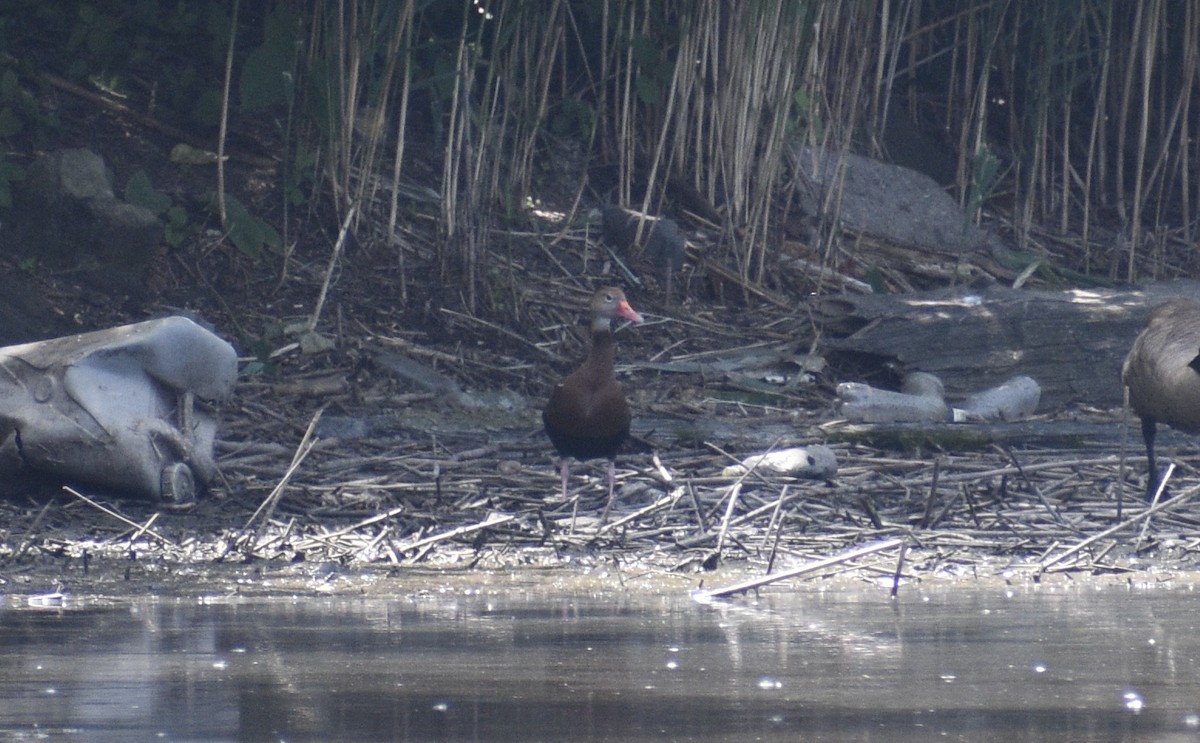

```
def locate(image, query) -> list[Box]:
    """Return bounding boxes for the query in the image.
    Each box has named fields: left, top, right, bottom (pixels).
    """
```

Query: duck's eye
left=604, top=292, right=615, bottom=302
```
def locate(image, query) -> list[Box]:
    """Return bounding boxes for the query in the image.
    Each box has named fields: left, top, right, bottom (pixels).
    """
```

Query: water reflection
left=0, top=583, right=1198, bottom=741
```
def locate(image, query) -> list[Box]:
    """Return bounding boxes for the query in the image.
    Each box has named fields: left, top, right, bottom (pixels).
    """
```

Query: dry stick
left=598, top=490, right=680, bottom=536
left=1040, top=469, right=1191, bottom=572
left=1002, top=446, right=1068, bottom=526
left=297, top=519, right=393, bottom=561
left=440, top=307, right=561, bottom=359
left=859, top=494, right=883, bottom=529
left=926, top=490, right=959, bottom=531
left=696, top=439, right=787, bottom=548
left=61, top=486, right=172, bottom=545
left=361, top=525, right=394, bottom=559
left=686, top=479, right=707, bottom=534
left=1148, top=462, right=1172, bottom=510
left=567, top=493, right=581, bottom=534
left=1119, top=385, right=1133, bottom=522
left=242, top=408, right=324, bottom=534
left=714, top=482, right=742, bottom=555
left=891, top=456, right=1122, bottom=486
left=29, top=68, right=272, bottom=168
left=308, top=205, right=357, bottom=333
left=349, top=2, right=408, bottom=217
left=704, top=438, right=786, bottom=489
left=919, top=456, right=943, bottom=529
left=130, top=513, right=161, bottom=545
left=295, top=506, right=407, bottom=548
left=764, top=485, right=790, bottom=573
left=10, top=496, right=57, bottom=561
left=697, top=537, right=906, bottom=600
left=890, top=538, right=910, bottom=599
left=392, top=512, right=515, bottom=556
left=251, top=517, right=296, bottom=556
left=1091, top=541, right=1118, bottom=567
left=650, top=452, right=673, bottom=486
left=216, top=0, right=238, bottom=229
left=732, top=489, right=794, bottom=530
left=1138, top=463, right=1175, bottom=544
left=388, top=5, right=415, bottom=302
left=534, top=236, right=585, bottom=284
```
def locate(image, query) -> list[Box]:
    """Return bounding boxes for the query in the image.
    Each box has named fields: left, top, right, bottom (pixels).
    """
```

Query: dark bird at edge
left=1122, top=298, right=1200, bottom=499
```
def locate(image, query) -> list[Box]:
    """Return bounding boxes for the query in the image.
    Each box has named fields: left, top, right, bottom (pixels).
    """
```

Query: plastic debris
left=722, top=445, right=838, bottom=479
left=27, top=591, right=65, bottom=608
left=0, top=316, right=236, bottom=502
left=838, top=372, right=951, bottom=423
left=838, top=371, right=1041, bottom=424
left=954, top=375, right=1041, bottom=422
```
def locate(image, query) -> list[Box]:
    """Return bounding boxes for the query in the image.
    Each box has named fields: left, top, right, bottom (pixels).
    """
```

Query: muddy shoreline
left=4, top=387, right=1199, bottom=602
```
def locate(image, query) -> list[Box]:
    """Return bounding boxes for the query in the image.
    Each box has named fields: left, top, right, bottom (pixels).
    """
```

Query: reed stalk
left=291, top=0, right=1200, bottom=299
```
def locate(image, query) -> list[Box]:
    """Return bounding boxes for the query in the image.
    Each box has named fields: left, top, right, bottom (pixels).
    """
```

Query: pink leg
left=599, top=459, right=617, bottom=524
left=559, top=460, right=571, bottom=501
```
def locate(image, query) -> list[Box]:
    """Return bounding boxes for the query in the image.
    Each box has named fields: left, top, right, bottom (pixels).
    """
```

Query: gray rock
left=790, top=144, right=996, bottom=258
left=6, top=148, right=162, bottom=269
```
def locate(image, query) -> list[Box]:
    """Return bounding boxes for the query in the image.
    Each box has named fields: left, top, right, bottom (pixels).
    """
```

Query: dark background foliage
left=1, top=0, right=1198, bottom=310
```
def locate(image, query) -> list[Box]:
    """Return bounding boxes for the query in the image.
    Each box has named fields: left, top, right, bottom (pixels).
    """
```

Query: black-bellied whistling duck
left=543, top=286, right=644, bottom=510
left=1122, top=299, right=1200, bottom=499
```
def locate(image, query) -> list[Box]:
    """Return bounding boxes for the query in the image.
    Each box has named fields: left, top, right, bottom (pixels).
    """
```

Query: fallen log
left=814, top=280, right=1200, bottom=408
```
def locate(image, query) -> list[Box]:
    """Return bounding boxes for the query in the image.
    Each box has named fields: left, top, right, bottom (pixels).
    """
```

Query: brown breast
left=543, top=359, right=631, bottom=460
left=542, top=286, right=642, bottom=460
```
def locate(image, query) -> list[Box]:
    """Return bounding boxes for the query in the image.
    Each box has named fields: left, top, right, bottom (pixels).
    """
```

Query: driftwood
left=814, top=280, right=1200, bottom=408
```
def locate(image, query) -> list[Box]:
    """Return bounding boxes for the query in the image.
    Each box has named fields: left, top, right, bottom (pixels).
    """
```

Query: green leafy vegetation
left=125, top=170, right=190, bottom=247
left=124, top=170, right=171, bottom=215
left=213, top=193, right=282, bottom=259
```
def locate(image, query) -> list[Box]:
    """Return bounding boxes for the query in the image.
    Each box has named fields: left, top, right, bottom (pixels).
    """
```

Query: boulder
left=789, top=143, right=1006, bottom=260
left=4, top=148, right=162, bottom=269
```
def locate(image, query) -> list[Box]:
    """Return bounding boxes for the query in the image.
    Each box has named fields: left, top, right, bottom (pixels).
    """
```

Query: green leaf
left=240, top=44, right=288, bottom=110
left=240, top=6, right=297, bottom=111
left=166, top=204, right=188, bottom=228
left=241, top=358, right=269, bottom=377
left=259, top=218, right=282, bottom=252
left=124, top=169, right=171, bottom=214
left=189, top=89, right=223, bottom=127
left=792, top=88, right=810, bottom=116
left=164, top=205, right=190, bottom=247
left=224, top=195, right=264, bottom=259
left=630, top=33, right=659, bottom=70
left=220, top=194, right=281, bottom=259
left=635, top=75, right=659, bottom=106
left=299, top=330, right=335, bottom=353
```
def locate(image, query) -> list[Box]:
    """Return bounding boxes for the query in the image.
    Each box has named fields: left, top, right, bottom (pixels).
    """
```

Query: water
left=1, top=581, right=1198, bottom=741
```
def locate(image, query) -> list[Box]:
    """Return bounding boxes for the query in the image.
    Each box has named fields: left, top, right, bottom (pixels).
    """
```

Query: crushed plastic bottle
left=838, top=371, right=1041, bottom=424
left=838, top=372, right=951, bottom=423
left=722, top=445, right=838, bottom=478
left=954, top=375, right=1041, bottom=422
